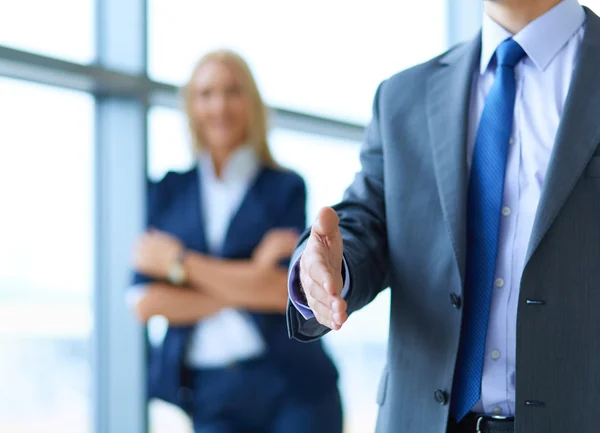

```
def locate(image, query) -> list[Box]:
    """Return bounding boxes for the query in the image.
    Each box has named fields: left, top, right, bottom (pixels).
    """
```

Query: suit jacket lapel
left=220, top=168, right=269, bottom=258
left=426, top=35, right=481, bottom=288
left=526, top=8, right=600, bottom=263
left=183, top=167, right=208, bottom=253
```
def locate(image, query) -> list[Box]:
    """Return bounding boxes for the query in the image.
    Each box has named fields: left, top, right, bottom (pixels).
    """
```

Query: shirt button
left=491, top=349, right=501, bottom=360
left=509, top=138, right=515, bottom=145
left=492, top=406, right=503, bottom=416
left=495, top=278, right=504, bottom=288
left=502, top=206, right=511, bottom=216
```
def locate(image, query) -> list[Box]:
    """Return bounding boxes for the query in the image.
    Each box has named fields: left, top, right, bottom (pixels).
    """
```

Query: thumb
left=312, top=207, right=340, bottom=238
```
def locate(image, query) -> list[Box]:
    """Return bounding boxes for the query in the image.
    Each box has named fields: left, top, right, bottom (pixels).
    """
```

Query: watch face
left=168, top=263, right=185, bottom=285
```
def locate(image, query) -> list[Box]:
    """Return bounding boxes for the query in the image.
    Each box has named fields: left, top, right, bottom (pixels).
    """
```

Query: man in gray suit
left=286, top=0, right=600, bottom=432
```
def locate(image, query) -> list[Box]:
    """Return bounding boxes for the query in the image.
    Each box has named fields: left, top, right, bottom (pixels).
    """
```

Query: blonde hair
left=183, top=49, right=277, bottom=167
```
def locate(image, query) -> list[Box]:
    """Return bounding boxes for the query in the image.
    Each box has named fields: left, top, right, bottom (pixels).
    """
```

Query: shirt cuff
left=340, top=258, right=350, bottom=298
left=287, top=254, right=350, bottom=320
left=125, top=284, right=149, bottom=307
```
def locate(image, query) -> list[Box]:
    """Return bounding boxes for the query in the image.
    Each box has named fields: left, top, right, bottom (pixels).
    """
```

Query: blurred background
left=1, top=1, right=598, bottom=432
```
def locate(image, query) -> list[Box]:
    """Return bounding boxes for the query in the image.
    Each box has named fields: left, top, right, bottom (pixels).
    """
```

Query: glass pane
left=0, top=78, right=94, bottom=432
left=148, top=0, right=448, bottom=124
left=148, top=106, right=195, bottom=181
left=583, top=1, right=600, bottom=12
left=0, top=0, right=95, bottom=63
left=269, top=128, right=361, bottom=222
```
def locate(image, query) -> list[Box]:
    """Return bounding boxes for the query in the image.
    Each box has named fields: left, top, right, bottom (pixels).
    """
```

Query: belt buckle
left=476, top=416, right=484, bottom=433
left=476, top=415, right=508, bottom=432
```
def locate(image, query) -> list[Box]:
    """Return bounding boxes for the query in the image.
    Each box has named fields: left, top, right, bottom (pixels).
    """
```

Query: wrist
left=181, top=250, right=207, bottom=288
left=167, top=247, right=187, bottom=285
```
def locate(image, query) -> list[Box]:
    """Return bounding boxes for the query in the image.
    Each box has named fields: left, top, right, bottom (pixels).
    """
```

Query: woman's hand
left=252, top=228, right=300, bottom=267
left=178, top=228, right=299, bottom=312
left=133, top=229, right=183, bottom=278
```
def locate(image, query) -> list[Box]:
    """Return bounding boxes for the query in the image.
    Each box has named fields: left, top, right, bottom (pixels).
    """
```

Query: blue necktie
left=450, top=39, right=526, bottom=421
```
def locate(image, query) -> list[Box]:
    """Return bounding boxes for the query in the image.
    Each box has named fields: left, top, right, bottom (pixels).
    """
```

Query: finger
left=312, top=207, right=339, bottom=238
left=328, top=320, right=342, bottom=331
left=303, top=275, right=346, bottom=329
left=319, top=296, right=348, bottom=326
left=306, top=255, right=339, bottom=296
left=331, top=298, right=348, bottom=319
left=301, top=284, right=331, bottom=329
left=332, top=310, right=348, bottom=327
left=333, top=312, right=348, bottom=327
left=315, top=314, right=340, bottom=330
left=305, top=290, right=343, bottom=330
left=306, top=293, right=334, bottom=323
left=312, top=307, right=341, bottom=331
left=301, top=272, right=338, bottom=307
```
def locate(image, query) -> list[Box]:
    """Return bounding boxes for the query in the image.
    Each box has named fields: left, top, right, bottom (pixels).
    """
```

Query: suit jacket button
left=434, top=389, right=448, bottom=405
left=450, top=293, right=461, bottom=309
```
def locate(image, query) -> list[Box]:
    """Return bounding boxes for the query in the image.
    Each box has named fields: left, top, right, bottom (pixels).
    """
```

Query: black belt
left=449, top=413, right=514, bottom=433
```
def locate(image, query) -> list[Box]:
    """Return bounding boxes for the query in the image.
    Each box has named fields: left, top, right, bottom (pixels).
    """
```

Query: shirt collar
left=199, top=144, right=260, bottom=184
left=480, top=0, right=586, bottom=74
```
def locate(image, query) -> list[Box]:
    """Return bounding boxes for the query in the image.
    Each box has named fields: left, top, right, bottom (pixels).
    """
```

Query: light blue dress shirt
left=469, top=0, right=585, bottom=416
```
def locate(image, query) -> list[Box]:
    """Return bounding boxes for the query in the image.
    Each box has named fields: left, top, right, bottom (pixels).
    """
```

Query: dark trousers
left=191, top=358, right=343, bottom=433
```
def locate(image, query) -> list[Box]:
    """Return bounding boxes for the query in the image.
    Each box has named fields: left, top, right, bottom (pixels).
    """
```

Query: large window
left=0, top=78, right=94, bottom=432
left=147, top=0, right=448, bottom=124
left=0, top=0, right=95, bottom=63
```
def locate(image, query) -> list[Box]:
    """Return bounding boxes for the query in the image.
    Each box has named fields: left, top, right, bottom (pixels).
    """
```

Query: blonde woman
left=129, top=50, right=342, bottom=433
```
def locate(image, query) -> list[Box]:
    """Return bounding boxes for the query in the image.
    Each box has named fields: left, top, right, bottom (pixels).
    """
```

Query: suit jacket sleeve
left=130, top=173, right=173, bottom=286
left=287, top=81, right=391, bottom=342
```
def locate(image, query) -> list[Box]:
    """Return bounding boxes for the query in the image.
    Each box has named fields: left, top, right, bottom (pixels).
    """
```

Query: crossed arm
left=130, top=229, right=299, bottom=324
left=182, top=253, right=290, bottom=312
left=133, top=282, right=223, bottom=325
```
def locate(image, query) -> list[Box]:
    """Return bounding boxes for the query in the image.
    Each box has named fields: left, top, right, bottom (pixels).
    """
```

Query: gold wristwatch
left=167, top=248, right=187, bottom=285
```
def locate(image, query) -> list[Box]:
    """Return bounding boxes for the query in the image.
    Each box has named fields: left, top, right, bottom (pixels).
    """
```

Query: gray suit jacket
left=287, top=7, right=600, bottom=433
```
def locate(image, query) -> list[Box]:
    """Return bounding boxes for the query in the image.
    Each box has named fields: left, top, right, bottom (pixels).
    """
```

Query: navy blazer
left=133, top=164, right=338, bottom=410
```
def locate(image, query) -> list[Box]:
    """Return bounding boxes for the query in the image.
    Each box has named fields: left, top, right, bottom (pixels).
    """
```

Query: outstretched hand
left=299, top=207, right=348, bottom=330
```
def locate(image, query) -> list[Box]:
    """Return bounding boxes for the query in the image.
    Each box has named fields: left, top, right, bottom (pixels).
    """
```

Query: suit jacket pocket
left=376, top=364, right=389, bottom=406
left=585, top=156, right=600, bottom=178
